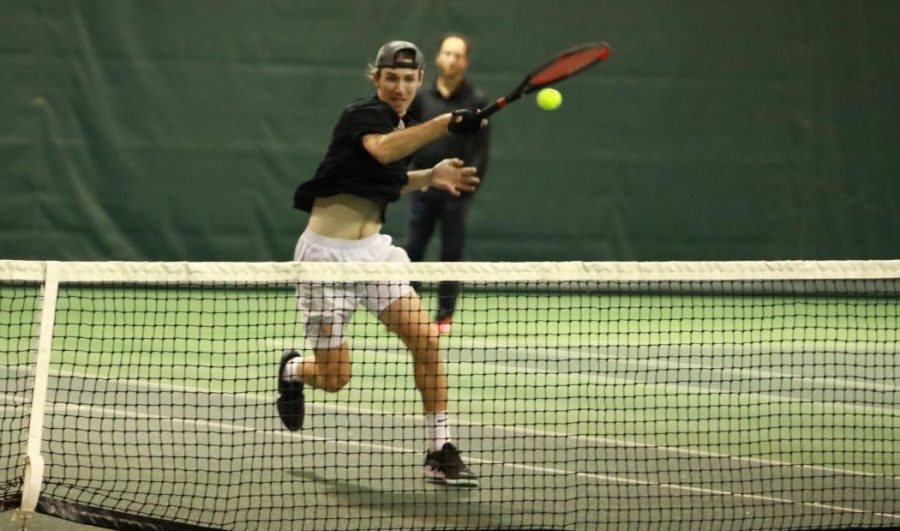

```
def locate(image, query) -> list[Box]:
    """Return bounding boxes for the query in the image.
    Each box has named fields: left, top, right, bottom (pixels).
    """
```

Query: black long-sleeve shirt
left=406, top=78, right=490, bottom=180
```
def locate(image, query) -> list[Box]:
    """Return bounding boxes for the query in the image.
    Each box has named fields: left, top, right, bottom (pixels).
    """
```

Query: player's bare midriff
left=307, top=194, right=383, bottom=240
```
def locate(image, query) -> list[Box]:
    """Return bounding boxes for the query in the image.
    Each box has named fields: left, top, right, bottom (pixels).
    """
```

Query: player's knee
left=425, top=334, right=440, bottom=353
left=318, top=359, right=350, bottom=391
left=409, top=332, right=440, bottom=355
left=412, top=338, right=442, bottom=366
left=414, top=320, right=441, bottom=348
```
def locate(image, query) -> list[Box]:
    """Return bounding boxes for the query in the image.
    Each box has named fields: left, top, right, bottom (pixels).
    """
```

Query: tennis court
left=2, top=277, right=897, bottom=530
left=2, top=1, right=898, bottom=529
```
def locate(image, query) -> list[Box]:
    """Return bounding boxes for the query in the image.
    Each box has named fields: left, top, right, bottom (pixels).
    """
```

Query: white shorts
left=294, top=229, right=413, bottom=349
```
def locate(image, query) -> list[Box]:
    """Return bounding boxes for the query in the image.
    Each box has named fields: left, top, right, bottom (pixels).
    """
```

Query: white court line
left=11, top=394, right=900, bottom=523
left=2, top=365, right=898, bottom=483
left=442, top=337, right=900, bottom=357
left=554, top=349, right=900, bottom=394
left=267, top=336, right=900, bottom=396
left=259, top=340, right=900, bottom=417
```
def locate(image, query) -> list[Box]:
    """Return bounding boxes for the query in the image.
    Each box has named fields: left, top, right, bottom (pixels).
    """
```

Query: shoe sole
left=424, top=467, right=479, bottom=488
left=425, top=476, right=479, bottom=488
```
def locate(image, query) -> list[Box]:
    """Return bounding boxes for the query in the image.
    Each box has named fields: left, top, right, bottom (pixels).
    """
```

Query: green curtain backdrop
left=2, top=0, right=898, bottom=261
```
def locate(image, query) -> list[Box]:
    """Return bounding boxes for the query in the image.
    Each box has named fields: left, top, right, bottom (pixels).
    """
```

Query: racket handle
left=476, top=99, right=506, bottom=119
left=477, top=91, right=524, bottom=120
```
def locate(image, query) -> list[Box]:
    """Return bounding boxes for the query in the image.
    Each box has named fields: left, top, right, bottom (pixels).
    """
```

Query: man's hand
left=431, top=158, right=480, bottom=196
left=448, top=109, right=486, bottom=136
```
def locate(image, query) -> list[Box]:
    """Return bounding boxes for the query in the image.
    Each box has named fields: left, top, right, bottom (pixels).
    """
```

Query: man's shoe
left=424, top=442, right=478, bottom=487
left=435, top=316, right=452, bottom=335
left=276, top=350, right=305, bottom=430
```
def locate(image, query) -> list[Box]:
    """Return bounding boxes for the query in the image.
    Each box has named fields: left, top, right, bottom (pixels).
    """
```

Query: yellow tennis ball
left=536, top=88, right=562, bottom=111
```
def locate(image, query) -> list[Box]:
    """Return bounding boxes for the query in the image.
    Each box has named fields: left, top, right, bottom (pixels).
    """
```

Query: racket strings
left=529, top=46, right=608, bottom=87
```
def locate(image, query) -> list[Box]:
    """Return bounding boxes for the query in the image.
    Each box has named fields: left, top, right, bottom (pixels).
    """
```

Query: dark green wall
left=2, top=0, right=898, bottom=261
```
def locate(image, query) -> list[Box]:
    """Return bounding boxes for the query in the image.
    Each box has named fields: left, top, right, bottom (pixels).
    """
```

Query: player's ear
left=417, top=68, right=424, bottom=84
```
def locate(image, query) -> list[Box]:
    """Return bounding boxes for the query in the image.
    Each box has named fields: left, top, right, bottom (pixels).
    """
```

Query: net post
left=17, top=260, right=59, bottom=523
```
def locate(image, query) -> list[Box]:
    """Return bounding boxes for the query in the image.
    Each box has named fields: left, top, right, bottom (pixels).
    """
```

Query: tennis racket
left=477, top=42, right=611, bottom=119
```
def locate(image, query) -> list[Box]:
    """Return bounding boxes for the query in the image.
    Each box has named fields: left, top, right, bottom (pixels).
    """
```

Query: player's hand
left=431, top=158, right=480, bottom=196
left=448, top=109, right=486, bottom=136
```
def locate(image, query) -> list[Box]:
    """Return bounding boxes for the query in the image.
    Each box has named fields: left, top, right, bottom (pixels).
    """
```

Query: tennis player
left=277, top=41, right=483, bottom=487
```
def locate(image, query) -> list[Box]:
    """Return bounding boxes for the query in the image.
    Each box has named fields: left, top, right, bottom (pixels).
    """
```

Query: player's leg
left=363, top=234, right=477, bottom=486
left=434, top=194, right=474, bottom=333
left=278, top=230, right=358, bottom=430
left=377, top=292, right=478, bottom=487
left=404, top=190, right=441, bottom=263
left=404, top=190, right=441, bottom=294
left=277, top=309, right=354, bottom=430
left=379, top=293, right=447, bottom=411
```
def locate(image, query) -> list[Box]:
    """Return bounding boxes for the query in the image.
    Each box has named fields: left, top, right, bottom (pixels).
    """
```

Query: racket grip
left=476, top=98, right=507, bottom=119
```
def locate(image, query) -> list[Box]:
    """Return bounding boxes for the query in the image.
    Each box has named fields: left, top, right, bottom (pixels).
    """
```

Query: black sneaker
left=276, top=350, right=305, bottom=430
left=424, top=442, right=479, bottom=487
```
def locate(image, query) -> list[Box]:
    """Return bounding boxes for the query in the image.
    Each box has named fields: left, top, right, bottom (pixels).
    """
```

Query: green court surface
left=1, top=288, right=898, bottom=530
left=1, top=511, right=105, bottom=531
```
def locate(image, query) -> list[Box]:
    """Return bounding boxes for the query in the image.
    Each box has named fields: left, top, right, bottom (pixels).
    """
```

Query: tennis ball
left=536, top=88, right=562, bottom=111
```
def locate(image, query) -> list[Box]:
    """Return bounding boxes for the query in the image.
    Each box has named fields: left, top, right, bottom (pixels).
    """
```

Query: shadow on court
left=289, top=468, right=533, bottom=530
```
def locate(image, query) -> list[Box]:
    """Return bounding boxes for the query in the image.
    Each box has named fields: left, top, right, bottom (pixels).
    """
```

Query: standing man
left=405, top=34, right=491, bottom=335
left=277, top=40, right=484, bottom=487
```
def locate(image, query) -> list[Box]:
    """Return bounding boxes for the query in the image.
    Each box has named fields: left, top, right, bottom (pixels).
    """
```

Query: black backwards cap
left=374, top=41, right=424, bottom=69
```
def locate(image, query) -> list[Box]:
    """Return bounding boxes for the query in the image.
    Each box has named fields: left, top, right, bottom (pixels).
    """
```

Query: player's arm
left=402, top=158, right=479, bottom=197
left=362, top=114, right=453, bottom=165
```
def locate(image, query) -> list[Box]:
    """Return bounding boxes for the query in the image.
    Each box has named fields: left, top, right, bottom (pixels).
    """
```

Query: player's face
left=374, top=67, right=423, bottom=117
left=435, top=37, right=468, bottom=78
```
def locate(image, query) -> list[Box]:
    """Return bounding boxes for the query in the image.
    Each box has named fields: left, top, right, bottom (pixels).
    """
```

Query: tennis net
left=1, top=260, right=898, bottom=531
